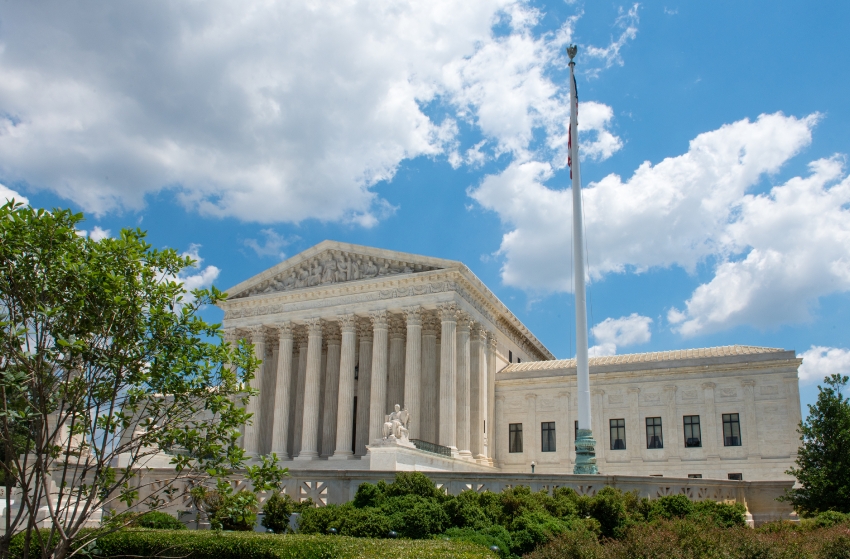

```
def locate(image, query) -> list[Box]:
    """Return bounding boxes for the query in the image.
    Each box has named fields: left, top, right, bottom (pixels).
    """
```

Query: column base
left=573, top=429, right=599, bottom=475
left=458, top=450, right=474, bottom=460
left=448, top=446, right=459, bottom=458
left=328, top=452, right=357, bottom=461
left=294, top=451, right=320, bottom=461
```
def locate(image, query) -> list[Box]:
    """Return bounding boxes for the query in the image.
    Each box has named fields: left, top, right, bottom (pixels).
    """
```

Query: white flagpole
left=567, top=45, right=598, bottom=475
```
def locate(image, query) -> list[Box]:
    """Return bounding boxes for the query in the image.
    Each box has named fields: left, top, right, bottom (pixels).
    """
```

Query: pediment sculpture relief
left=233, top=250, right=441, bottom=298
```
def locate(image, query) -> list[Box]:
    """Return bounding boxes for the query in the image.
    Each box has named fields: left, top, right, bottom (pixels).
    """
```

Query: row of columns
left=227, top=303, right=498, bottom=462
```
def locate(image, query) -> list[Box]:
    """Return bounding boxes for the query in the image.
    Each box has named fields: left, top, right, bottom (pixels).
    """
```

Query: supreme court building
left=219, top=241, right=803, bottom=481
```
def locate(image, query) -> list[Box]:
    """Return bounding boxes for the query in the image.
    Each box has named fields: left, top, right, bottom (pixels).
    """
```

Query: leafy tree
left=0, top=202, right=259, bottom=558
left=783, top=374, right=850, bottom=516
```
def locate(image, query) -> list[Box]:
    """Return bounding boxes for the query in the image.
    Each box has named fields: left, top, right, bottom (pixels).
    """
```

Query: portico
left=219, top=241, right=551, bottom=468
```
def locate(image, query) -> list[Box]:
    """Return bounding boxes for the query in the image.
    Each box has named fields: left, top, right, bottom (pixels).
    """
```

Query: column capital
left=305, top=317, right=323, bottom=337
left=357, top=317, right=374, bottom=340
left=323, top=321, right=341, bottom=344
left=471, top=323, right=488, bottom=342
left=438, top=302, right=458, bottom=322
left=338, top=313, right=357, bottom=332
left=403, top=306, right=423, bottom=326
left=222, top=328, right=239, bottom=344
left=370, top=309, right=389, bottom=329
left=389, top=314, right=406, bottom=339
left=274, top=321, right=294, bottom=339
left=456, top=311, right=473, bottom=332
left=487, top=332, right=498, bottom=351
left=246, top=325, right=266, bottom=342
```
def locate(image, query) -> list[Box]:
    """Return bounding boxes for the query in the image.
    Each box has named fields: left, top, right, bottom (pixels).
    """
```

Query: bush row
left=265, top=473, right=746, bottom=557
left=527, top=514, right=850, bottom=559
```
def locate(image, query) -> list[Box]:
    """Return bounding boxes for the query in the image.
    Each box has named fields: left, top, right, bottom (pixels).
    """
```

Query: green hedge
left=93, top=529, right=498, bottom=559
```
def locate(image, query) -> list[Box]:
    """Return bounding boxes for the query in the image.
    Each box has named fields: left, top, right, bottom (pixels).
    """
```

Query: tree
left=783, top=374, right=850, bottom=516
left=0, top=202, right=260, bottom=559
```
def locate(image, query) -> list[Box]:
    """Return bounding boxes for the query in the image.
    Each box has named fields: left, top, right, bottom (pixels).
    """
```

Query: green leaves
left=784, top=374, right=850, bottom=516
left=0, top=202, right=258, bottom=559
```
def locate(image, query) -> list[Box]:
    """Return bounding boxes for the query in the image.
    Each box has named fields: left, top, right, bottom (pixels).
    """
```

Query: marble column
left=355, top=319, right=373, bottom=455
left=387, top=315, right=406, bottom=412
left=262, top=339, right=279, bottom=454
left=368, top=311, right=389, bottom=443
left=455, top=313, right=472, bottom=459
left=296, top=318, right=323, bottom=460
left=438, top=303, right=458, bottom=454
left=402, top=306, right=423, bottom=440
left=420, top=314, right=439, bottom=443
left=270, top=322, right=293, bottom=459
left=321, top=324, right=342, bottom=457
left=486, top=333, right=497, bottom=464
left=291, top=331, right=308, bottom=458
left=664, top=385, right=680, bottom=460
left=244, top=326, right=267, bottom=457
left=701, top=382, right=719, bottom=458
left=470, top=324, right=486, bottom=461
left=741, top=380, right=758, bottom=457
left=331, top=314, right=358, bottom=459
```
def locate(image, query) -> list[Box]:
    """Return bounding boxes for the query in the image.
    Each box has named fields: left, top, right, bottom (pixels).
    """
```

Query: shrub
left=261, top=491, right=296, bottom=533
left=383, top=495, right=450, bottom=539
left=385, top=471, right=445, bottom=500
left=649, top=494, right=694, bottom=520
left=338, top=507, right=393, bottom=538
left=354, top=482, right=383, bottom=508
left=133, top=511, right=185, bottom=530
left=298, top=503, right=345, bottom=534
left=811, top=510, right=850, bottom=529
left=507, top=510, right=569, bottom=555
left=523, top=525, right=604, bottom=559
left=445, top=491, right=491, bottom=530
left=691, top=499, right=747, bottom=528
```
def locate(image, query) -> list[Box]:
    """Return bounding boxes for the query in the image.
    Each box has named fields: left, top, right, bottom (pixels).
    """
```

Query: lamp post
left=531, top=460, right=536, bottom=474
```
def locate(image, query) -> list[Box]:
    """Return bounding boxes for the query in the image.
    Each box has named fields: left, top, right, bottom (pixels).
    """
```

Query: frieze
left=232, top=249, right=441, bottom=298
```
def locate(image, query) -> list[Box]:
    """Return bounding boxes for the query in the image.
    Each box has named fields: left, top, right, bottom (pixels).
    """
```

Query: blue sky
left=2, top=1, right=849, bottom=415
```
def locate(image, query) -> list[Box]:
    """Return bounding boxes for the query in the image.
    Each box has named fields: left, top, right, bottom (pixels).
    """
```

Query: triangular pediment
left=227, top=241, right=457, bottom=299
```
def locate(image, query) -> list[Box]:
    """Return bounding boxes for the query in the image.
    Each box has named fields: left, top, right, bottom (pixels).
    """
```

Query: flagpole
left=567, top=44, right=598, bottom=475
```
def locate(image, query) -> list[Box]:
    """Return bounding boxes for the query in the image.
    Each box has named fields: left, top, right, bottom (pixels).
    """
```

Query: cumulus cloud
left=798, top=346, right=850, bottom=385
left=244, top=229, right=290, bottom=260
left=584, top=4, right=640, bottom=74
left=179, top=244, right=220, bottom=293
left=0, top=0, right=623, bottom=226
left=588, top=313, right=652, bottom=356
left=0, top=183, right=28, bottom=205
left=472, top=112, right=850, bottom=335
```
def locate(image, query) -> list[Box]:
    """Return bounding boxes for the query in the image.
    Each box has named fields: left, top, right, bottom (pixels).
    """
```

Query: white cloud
left=588, top=313, right=652, bottom=355
left=89, top=226, right=110, bottom=242
left=584, top=4, right=640, bottom=73
left=472, top=112, right=847, bottom=335
left=0, top=183, right=28, bottom=205
left=798, top=346, right=850, bottom=385
left=670, top=155, right=850, bottom=335
left=179, top=244, right=220, bottom=293
left=0, top=0, right=624, bottom=226
left=244, top=229, right=290, bottom=260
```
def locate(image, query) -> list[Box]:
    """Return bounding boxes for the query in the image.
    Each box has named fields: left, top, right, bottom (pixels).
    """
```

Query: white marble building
left=220, top=241, right=802, bottom=481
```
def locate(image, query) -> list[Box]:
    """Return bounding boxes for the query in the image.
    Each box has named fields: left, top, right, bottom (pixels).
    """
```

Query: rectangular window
left=683, top=415, right=702, bottom=447
left=723, top=413, right=742, bottom=446
left=609, top=419, right=626, bottom=450
left=509, top=423, right=523, bottom=453
left=509, top=350, right=513, bottom=363
left=728, top=473, right=743, bottom=481
left=646, top=417, right=663, bottom=449
left=541, top=422, right=556, bottom=452
left=688, top=474, right=703, bottom=479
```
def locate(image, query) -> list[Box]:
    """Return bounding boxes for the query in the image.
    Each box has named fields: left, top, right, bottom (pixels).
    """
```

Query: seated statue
left=382, top=404, right=410, bottom=441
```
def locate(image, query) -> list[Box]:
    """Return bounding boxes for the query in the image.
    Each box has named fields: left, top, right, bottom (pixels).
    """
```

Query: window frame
left=509, top=423, right=523, bottom=453
left=646, top=416, right=664, bottom=449
left=722, top=413, right=742, bottom=447
left=683, top=415, right=702, bottom=448
left=609, top=418, right=626, bottom=450
left=541, top=421, right=556, bottom=452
